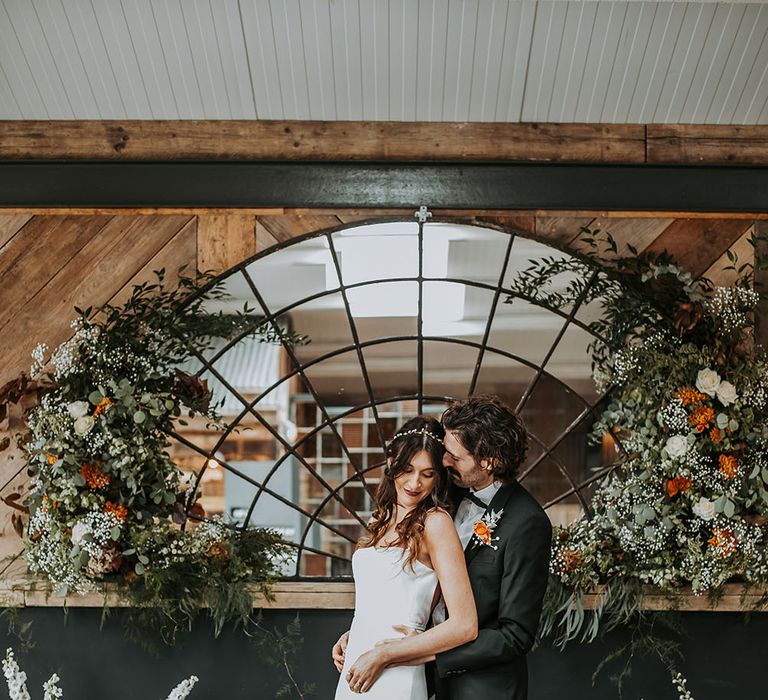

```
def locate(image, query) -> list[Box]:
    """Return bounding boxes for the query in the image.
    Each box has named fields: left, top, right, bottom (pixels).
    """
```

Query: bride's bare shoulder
left=423, top=507, right=456, bottom=537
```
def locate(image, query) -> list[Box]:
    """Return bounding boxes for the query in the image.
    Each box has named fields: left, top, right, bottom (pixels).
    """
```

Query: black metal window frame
left=174, top=216, right=615, bottom=578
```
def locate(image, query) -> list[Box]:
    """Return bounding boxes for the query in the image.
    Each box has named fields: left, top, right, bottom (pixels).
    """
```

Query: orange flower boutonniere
left=471, top=509, right=504, bottom=550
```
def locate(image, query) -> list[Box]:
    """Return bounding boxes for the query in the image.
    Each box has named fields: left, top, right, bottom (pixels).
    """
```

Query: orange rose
left=719, top=454, right=738, bottom=480
left=104, top=501, right=128, bottom=522
left=708, top=528, right=738, bottom=557
left=688, top=406, right=715, bottom=432
left=80, top=462, right=110, bottom=490
left=667, top=476, right=693, bottom=498
left=93, top=396, right=113, bottom=417
left=561, top=549, right=582, bottom=573
left=473, top=521, right=490, bottom=540
left=675, top=387, right=708, bottom=406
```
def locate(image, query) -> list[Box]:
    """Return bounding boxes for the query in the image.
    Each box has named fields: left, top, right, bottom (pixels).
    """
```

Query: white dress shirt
left=431, top=480, right=502, bottom=624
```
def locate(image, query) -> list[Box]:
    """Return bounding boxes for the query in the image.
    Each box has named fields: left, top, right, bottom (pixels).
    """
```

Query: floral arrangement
left=551, top=285, right=768, bottom=596
left=2, top=648, right=198, bottom=699
left=1, top=270, right=302, bottom=648
left=471, top=509, right=503, bottom=550
left=511, top=229, right=768, bottom=643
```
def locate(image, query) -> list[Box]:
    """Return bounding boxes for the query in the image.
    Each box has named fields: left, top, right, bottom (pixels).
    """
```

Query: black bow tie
left=463, top=491, right=487, bottom=509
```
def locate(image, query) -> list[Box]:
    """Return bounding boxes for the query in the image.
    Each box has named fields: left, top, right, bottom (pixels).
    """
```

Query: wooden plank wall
left=0, top=208, right=757, bottom=577
left=0, top=208, right=756, bottom=387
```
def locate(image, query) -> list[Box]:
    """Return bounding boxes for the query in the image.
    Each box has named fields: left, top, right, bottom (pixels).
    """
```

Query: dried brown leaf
left=11, top=513, right=23, bottom=539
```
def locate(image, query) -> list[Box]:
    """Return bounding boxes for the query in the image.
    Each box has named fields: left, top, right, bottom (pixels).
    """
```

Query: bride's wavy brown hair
left=359, top=416, right=450, bottom=570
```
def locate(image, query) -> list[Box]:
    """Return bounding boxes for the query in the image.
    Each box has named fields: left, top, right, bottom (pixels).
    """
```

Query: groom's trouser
left=432, top=655, right=528, bottom=700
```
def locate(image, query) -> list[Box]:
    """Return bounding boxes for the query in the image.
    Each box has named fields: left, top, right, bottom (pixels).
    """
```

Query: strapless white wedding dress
left=335, top=546, right=438, bottom=699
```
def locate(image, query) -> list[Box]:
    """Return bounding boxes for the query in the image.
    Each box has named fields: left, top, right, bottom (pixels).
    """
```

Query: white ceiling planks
left=0, top=0, right=767, bottom=123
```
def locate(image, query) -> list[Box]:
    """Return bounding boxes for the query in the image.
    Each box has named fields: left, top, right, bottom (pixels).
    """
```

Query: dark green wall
left=0, top=608, right=762, bottom=699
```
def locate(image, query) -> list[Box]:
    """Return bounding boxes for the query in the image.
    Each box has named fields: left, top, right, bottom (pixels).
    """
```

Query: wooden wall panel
left=257, top=214, right=343, bottom=242
left=567, top=217, right=675, bottom=258
left=533, top=217, right=596, bottom=247
left=0, top=215, right=192, bottom=385
left=0, top=214, right=31, bottom=249
left=0, top=216, right=112, bottom=332
left=197, top=214, right=256, bottom=274
left=0, top=208, right=762, bottom=583
left=701, top=226, right=756, bottom=288
left=108, top=218, right=197, bottom=308
left=643, top=219, right=753, bottom=278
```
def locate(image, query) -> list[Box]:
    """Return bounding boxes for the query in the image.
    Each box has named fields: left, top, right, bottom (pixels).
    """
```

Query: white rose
left=695, top=368, right=721, bottom=397
left=665, top=435, right=688, bottom=459
left=71, top=521, right=89, bottom=546
left=716, top=380, right=738, bottom=406
left=67, top=401, right=90, bottom=419
left=692, top=497, right=716, bottom=521
left=74, top=415, right=95, bottom=436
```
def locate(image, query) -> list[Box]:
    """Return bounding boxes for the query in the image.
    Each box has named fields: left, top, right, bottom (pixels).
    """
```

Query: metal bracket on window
left=414, top=205, right=432, bottom=223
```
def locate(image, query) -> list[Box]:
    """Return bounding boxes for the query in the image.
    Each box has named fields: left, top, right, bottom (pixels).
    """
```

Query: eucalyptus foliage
left=10, top=269, right=301, bottom=653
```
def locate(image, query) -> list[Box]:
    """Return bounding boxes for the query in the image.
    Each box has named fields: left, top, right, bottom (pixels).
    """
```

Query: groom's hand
left=332, top=630, right=349, bottom=672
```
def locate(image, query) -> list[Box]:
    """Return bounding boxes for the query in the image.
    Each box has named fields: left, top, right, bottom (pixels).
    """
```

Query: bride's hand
left=345, top=648, right=389, bottom=694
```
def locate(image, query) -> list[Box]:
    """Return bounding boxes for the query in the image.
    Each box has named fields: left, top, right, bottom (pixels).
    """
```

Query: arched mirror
left=168, top=220, right=610, bottom=578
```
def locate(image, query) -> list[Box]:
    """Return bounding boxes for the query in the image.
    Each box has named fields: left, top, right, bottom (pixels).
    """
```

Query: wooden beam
left=648, top=125, right=768, bottom=165
left=4, top=207, right=768, bottom=219
left=3, top=580, right=767, bottom=611
left=5, top=162, right=768, bottom=211
left=0, top=121, right=645, bottom=163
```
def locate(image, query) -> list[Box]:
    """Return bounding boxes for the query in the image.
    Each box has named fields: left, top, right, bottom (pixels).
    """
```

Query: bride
left=333, top=416, right=477, bottom=698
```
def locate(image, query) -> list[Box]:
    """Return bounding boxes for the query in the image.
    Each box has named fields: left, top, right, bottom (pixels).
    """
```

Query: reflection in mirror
left=488, top=295, right=569, bottom=368
left=344, top=282, right=419, bottom=341
left=422, top=340, right=479, bottom=400
left=172, top=221, right=615, bottom=577
left=242, top=235, right=340, bottom=315
left=423, top=223, right=509, bottom=284
left=334, top=222, right=419, bottom=287
left=361, top=341, right=419, bottom=402
left=545, top=323, right=600, bottom=403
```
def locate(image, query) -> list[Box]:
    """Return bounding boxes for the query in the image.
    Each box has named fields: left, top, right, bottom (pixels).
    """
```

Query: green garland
left=3, top=269, right=307, bottom=654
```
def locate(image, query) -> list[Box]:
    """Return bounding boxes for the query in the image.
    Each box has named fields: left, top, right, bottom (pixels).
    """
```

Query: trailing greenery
left=515, top=228, right=768, bottom=696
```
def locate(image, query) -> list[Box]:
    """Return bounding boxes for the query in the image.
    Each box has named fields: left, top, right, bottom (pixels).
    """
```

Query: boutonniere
left=471, top=508, right=504, bottom=550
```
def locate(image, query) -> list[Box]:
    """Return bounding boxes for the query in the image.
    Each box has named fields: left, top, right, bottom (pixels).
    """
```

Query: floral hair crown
left=390, top=427, right=442, bottom=444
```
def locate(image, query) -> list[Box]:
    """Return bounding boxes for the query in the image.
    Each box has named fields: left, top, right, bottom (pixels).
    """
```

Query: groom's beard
left=449, top=465, right=486, bottom=489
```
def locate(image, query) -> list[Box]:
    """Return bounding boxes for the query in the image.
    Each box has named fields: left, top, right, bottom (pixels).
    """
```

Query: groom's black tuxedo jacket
left=433, top=480, right=551, bottom=700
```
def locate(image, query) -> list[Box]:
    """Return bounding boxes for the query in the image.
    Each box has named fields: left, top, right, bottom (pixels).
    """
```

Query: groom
left=428, top=395, right=552, bottom=699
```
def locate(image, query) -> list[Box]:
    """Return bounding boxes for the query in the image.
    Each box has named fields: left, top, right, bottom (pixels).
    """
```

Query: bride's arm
left=344, top=510, right=477, bottom=691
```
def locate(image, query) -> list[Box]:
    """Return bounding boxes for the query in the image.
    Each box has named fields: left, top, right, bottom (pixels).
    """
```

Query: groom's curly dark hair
left=441, top=395, right=528, bottom=482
